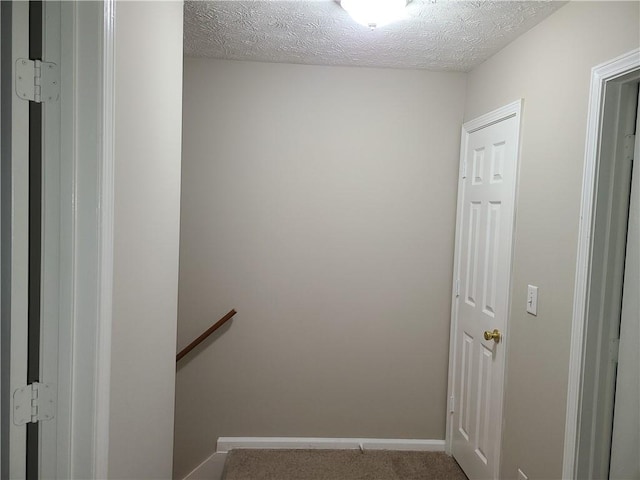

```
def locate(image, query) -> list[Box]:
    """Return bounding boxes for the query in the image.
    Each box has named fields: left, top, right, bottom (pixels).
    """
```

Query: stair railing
left=176, top=309, right=237, bottom=362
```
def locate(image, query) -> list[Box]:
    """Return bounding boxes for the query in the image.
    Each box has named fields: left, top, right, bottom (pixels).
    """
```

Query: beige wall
left=109, top=2, right=183, bottom=478
left=464, top=2, right=640, bottom=478
left=174, top=58, right=466, bottom=477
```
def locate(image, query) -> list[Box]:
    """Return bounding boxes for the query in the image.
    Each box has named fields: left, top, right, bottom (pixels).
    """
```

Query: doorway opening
left=563, top=49, right=640, bottom=479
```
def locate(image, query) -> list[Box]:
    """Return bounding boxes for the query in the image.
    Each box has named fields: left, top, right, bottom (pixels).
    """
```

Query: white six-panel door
left=448, top=101, right=522, bottom=480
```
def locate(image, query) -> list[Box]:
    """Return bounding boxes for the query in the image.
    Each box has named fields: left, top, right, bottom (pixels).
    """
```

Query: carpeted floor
left=222, top=449, right=468, bottom=480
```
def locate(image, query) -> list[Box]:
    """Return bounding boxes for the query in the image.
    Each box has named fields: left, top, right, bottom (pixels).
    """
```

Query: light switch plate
left=527, top=285, right=538, bottom=315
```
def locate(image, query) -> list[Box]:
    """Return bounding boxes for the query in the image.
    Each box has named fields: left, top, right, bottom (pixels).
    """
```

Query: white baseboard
left=183, top=437, right=446, bottom=480
left=217, top=437, right=446, bottom=453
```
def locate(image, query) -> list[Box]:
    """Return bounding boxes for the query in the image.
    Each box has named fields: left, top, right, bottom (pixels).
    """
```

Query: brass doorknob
left=484, top=329, right=501, bottom=343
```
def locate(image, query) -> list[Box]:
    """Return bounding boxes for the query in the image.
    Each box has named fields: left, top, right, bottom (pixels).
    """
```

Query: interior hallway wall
left=464, top=2, right=640, bottom=478
left=109, top=2, right=183, bottom=478
left=174, top=58, right=466, bottom=478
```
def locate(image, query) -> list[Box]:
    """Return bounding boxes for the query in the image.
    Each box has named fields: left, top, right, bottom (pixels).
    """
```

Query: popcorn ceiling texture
left=184, top=0, right=565, bottom=71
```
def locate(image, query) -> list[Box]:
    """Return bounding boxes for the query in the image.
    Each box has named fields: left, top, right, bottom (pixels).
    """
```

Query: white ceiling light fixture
left=340, top=0, right=412, bottom=30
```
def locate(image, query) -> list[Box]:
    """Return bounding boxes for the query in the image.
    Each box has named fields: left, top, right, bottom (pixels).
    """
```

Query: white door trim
left=462, top=101, right=522, bottom=134
left=93, top=0, right=116, bottom=476
left=56, top=0, right=115, bottom=476
left=445, top=99, right=523, bottom=474
left=563, top=47, right=640, bottom=480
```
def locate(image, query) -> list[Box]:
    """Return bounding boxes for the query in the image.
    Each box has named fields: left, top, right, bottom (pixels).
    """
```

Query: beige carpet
left=222, top=449, right=468, bottom=480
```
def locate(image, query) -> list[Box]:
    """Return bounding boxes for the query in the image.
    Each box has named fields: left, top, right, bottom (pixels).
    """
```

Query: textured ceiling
left=184, top=0, right=565, bottom=71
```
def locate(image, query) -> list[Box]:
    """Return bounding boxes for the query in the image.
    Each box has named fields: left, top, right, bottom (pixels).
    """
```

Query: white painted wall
left=464, top=2, right=640, bottom=478
left=174, top=59, right=466, bottom=477
left=108, top=2, right=183, bottom=478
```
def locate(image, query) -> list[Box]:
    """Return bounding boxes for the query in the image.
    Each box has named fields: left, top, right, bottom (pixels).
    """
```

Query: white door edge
left=563, top=48, right=640, bottom=480
left=445, top=98, right=523, bottom=476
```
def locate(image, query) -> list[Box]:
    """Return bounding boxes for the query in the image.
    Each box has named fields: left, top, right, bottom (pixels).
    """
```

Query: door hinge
left=15, top=58, right=60, bottom=103
left=454, top=279, right=460, bottom=297
left=12, top=382, right=56, bottom=426
left=609, top=338, right=620, bottom=364
left=449, top=395, right=455, bottom=414
left=461, top=159, right=467, bottom=179
left=623, top=134, right=635, bottom=162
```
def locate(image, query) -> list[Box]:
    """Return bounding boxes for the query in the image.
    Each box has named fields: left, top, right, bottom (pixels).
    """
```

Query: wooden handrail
left=176, top=309, right=237, bottom=362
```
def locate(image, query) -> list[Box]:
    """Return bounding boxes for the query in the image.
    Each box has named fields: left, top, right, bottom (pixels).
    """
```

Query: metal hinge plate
left=15, top=58, right=60, bottom=103
left=13, top=382, right=56, bottom=425
left=461, top=159, right=467, bottom=179
left=449, top=395, right=455, bottom=414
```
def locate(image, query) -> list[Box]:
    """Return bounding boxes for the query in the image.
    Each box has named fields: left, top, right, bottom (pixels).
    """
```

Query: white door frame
left=94, top=1, right=116, bottom=474
left=445, top=99, right=523, bottom=478
left=563, top=48, right=640, bottom=479
left=41, top=2, right=63, bottom=476
left=32, top=1, right=115, bottom=477
left=59, top=0, right=116, bottom=477
left=2, top=2, right=30, bottom=477
left=1, top=2, right=115, bottom=477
